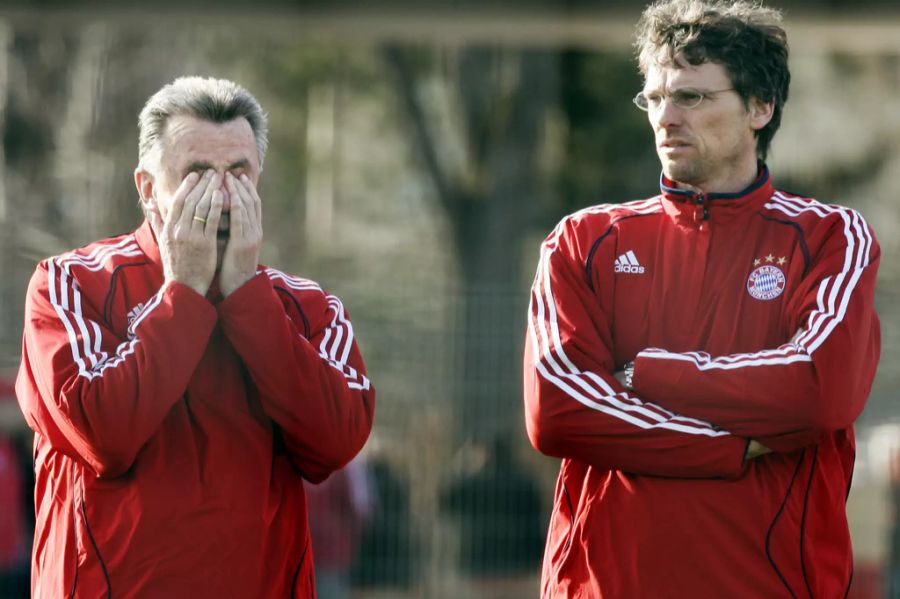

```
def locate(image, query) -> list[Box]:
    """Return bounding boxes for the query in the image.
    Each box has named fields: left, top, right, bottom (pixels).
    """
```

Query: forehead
left=644, top=60, right=732, bottom=91
left=161, top=114, right=258, bottom=170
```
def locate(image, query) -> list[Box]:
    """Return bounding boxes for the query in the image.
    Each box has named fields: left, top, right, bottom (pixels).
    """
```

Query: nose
left=653, top=97, right=684, bottom=129
left=211, top=174, right=231, bottom=212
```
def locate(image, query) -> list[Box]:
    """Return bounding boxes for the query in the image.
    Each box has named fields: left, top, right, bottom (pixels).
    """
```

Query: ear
left=134, top=167, right=155, bottom=213
left=749, top=97, right=775, bottom=132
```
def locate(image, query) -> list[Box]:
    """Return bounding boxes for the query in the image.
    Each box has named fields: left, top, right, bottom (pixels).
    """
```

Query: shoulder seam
left=563, top=197, right=662, bottom=223
left=765, top=192, right=865, bottom=224
left=261, top=267, right=323, bottom=294
left=584, top=208, right=662, bottom=291
left=53, top=235, right=144, bottom=278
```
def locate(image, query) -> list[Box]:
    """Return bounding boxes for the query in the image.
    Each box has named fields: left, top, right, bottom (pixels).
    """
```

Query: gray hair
left=138, top=76, right=269, bottom=170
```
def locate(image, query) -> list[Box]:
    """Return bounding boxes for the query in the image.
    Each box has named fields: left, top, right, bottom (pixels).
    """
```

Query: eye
left=672, top=89, right=703, bottom=107
left=644, top=92, right=663, bottom=106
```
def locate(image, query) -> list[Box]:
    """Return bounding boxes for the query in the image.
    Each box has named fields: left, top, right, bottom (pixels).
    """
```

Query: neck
left=672, top=154, right=760, bottom=195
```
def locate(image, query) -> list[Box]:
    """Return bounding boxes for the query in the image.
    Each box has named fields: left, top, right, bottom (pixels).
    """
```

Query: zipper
left=693, top=193, right=710, bottom=223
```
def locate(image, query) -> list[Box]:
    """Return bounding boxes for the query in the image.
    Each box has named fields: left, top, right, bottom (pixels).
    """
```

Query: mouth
left=217, top=213, right=230, bottom=240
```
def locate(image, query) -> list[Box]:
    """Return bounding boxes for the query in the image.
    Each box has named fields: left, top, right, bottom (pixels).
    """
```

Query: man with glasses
left=524, top=0, right=881, bottom=596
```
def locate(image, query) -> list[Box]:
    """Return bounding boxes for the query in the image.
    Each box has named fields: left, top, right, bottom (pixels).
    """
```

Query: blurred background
left=0, top=1, right=898, bottom=597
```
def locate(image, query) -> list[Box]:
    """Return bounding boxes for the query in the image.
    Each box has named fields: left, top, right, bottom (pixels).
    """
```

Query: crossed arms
left=524, top=211, right=880, bottom=478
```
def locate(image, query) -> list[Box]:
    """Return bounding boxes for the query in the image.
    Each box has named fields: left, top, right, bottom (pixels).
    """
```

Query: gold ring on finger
left=192, top=216, right=207, bottom=225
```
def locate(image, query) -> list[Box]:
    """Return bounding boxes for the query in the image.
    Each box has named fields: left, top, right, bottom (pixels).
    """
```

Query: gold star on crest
left=753, top=258, right=761, bottom=266
left=765, top=254, right=775, bottom=262
left=777, top=256, right=786, bottom=266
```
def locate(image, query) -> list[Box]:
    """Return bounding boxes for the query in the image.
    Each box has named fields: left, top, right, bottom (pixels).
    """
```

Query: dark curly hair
left=635, top=0, right=790, bottom=160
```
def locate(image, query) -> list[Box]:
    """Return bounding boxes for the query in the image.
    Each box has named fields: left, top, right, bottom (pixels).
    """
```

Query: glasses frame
left=633, top=88, right=736, bottom=111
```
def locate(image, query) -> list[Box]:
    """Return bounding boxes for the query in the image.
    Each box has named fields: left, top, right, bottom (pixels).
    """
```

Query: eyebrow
left=643, top=86, right=707, bottom=94
left=182, top=159, right=251, bottom=178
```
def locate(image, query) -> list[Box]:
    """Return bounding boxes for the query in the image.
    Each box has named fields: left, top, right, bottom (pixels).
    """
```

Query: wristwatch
left=623, top=361, right=635, bottom=390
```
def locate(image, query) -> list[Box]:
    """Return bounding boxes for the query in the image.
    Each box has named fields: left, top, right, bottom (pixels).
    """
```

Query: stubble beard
left=663, top=155, right=705, bottom=188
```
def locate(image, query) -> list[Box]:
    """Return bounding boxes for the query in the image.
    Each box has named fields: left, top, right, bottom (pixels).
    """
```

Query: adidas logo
left=614, top=251, right=645, bottom=274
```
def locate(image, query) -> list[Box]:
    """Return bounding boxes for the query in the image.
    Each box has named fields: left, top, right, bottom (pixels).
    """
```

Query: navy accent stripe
left=844, top=456, right=855, bottom=500
left=843, top=560, right=853, bottom=598
left=766, top=450, right=805, bottom=599
left=800, top=447, right=819, bottom=598
left=585, top=225, right=615, bottom=290
left=80, top=481, right=112, bottom=598
left=275, top=286, right=311, bottom=339
left=69, top=561, right=78, bottom=599
left=290, top=535, right=310, bottom=599
left=659, top=164, right=770, bottom=201
left=584, top=212, right=658, bottom=291
left=274, top=426, right=310, bottom=481
left=69, top=463, right=79, bottom=599
left=562, top=482, right=575, bottom=552
left=103, top=262, right=149, bottom=325
left=758, top=214, right=811, bottom=277
left=658, top=172, right=691, bottom=199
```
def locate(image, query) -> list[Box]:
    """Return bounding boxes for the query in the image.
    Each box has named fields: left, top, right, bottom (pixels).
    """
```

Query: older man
left=16, top=77, right=374, bottom=598
left=524, top=1, right=881, bottom=596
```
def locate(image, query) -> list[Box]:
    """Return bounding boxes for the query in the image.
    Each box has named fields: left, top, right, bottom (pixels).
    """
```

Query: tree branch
left=381, top=44, right=456, bottom=214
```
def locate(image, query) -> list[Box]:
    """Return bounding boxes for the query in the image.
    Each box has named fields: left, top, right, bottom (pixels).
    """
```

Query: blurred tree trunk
left=0, top=24, right=195, bottom=371
left=0, top=26, right=80, bottom=371
left=384, top=46, right=557, bottom=440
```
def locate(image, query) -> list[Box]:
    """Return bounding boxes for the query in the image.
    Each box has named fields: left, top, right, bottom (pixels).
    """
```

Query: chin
left=663, top=160, right=703, bottom=186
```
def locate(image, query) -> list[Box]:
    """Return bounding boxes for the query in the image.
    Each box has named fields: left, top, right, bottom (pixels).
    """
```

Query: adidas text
left=614, top=263, right=645, bottom=274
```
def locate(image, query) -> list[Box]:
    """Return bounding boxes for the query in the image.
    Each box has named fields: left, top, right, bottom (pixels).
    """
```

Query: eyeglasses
left=633, top=88, right=735, bottom=111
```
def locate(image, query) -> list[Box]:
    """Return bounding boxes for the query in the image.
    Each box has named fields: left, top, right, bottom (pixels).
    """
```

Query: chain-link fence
left=0, top=11, right=899, bottom=599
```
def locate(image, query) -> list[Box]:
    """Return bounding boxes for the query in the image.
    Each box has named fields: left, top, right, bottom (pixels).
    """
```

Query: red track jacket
left=16, top=221, right=375, bottom=598
left=524, top=167, right=880, bottom=598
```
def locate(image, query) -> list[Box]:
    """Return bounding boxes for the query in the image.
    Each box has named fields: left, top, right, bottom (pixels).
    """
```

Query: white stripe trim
left=769, top=194, right=871, bottom=354
left=566, top=197, right=663, bottom=223
left=529, top=208, right=728, bottom=437
left=47, top=239, right=162, bottom=381
left=266, top=267, right=370, bottom=391
left=58, top=237, right=141, bottom=274
left=317, top=294, right=370, bottom=391
left=48, top=260, right=91, bottom=377
left=640, top=193, right=873, bottom=372
left=94, top=288, right=166, bottom=377
left=265, top=268, right=322, bottom=292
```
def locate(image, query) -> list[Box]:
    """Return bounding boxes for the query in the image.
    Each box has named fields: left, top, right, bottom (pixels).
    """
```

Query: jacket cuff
left=216, top=272, right=285, bottom=337
left=217, top=272, right=273, bottom=315
left=163, top=281, right=218, bottom=327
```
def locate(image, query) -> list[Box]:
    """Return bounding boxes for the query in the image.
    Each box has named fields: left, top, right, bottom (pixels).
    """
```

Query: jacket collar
left=134, top=219, right=162, bottom=269
left=659, top=163, right=774, bottom=226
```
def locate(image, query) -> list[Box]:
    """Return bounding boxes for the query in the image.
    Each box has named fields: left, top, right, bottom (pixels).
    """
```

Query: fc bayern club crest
left=747, top=264, right=786, bottom=301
